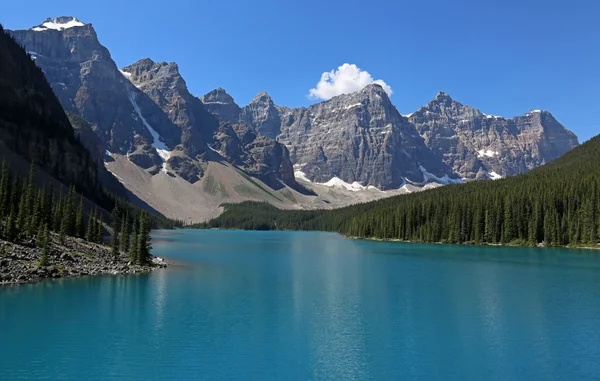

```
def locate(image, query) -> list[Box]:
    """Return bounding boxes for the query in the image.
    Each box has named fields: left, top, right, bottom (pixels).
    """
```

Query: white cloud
left=308, top=63, right=393, bottom=100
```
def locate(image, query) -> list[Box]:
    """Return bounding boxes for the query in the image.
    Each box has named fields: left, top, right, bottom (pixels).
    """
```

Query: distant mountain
left=123, top=59, right=297, bottom=190
left=206, top=130, right=600, bottom=248
left=9, top=16, right=581, bottom=222
left=408, top=91, right=579, bottom=180
left=202, top=85, right=461, bottom=190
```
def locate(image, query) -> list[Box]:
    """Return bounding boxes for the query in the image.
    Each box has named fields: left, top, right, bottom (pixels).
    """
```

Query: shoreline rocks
left=0, top=233, right=167, bottom=285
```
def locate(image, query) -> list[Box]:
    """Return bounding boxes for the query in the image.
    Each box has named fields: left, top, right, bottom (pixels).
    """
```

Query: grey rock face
left=203, top=85, right=459, bottom=189
left=0, top=24, right=101, bottom=197
left=200, top=88, right=241, bottom=124
left=409, top=91, right=579, bottom=179
left=11, top=18, right=296, bottom=188
left=10, top=17, right=169, bottom=172
left=125, top=60, right=297, bottom=187
left=277, top=85, right=457, bottom=188
left=122, top=59, right=217, bottom=157
left=239, top=92, right=284, bottom=139
left=212, top=123, right=295, bottom=189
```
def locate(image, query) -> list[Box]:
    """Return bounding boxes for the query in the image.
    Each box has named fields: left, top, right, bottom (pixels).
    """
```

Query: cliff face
left=408, top=92, right=580, bottom=179
left=11, top=18, right=297, bottom=188
left=277, top=85, right=459, bottom=188
left=10, top=17, right=168, bottom=174
left=204, top=85, right=460, bottom=189
left=0, top=24, right=100, bottom=196
left=124, top=59, right=298, bottom=189
left=200, top=88, right=241, bottom=124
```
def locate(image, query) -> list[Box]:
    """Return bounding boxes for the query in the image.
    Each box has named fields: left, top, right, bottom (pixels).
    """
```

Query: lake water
left=1, top=230, right=600, bottom=380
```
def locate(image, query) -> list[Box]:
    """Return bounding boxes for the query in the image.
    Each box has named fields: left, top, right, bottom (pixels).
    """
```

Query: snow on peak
left=482, top=113, right=503, bottom=119
left=477, top=149, right=499, bottom=158
left=32, top=17, right=85, bottom=32
left=525, top=110, right=544, bottom=116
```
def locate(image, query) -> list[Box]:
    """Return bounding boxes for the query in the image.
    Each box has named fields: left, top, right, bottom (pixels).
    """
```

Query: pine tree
left=39, top=224, right=50, bottom=267
left=0, top=160, right=10, bottom=217
left=137, top=213, right=151, bottom=265
left=75, top=195, right=85, bottom=238
left=86, top=209, right=96, bottom=242
left=110, top=207, right=120, bottom=261
left=4, top=211, right=16, bottom=241
left=96, top=214, right=103, bottom=244
left=120, top=211, right=129, bottom=253
left=129, top=216, right=138, bottom=262
left=53, top=188, right=63, bottom=232
left=24, top=162, right=36, bottom=236
left=29, top=188, right=44, bottom=237
left=16, top=187, right=27, bottom=232
left=60, top=185, right=76, bottom=237
left=45, top=182, right=53, bottom=228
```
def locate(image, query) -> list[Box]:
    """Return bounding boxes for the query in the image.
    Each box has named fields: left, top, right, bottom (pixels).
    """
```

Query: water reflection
left=2, top=231, right=600, bottom=380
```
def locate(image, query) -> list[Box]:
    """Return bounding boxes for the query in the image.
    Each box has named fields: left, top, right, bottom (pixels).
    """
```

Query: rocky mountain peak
left=201, top=88, right=237, bottom=105
left=251, top=91, right=273, bottom=104
left=123, top=59, right=181, bottom=81
left=409, top=93, right=578, bottom=180
left=360, top=83, right=391, bottom=101
left=201, top=88, right=241, bottom=124
left=433, top=90, right=453, bottom=103
left=31, top=16, right=88, bottom=32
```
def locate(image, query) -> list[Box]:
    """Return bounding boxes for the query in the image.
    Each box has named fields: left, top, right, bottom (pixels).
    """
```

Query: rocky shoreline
left=0, top=233, right=167, bottom=285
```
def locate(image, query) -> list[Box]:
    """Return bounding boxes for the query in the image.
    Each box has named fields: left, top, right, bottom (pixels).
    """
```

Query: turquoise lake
left=1, top=230, right=600, bottom=380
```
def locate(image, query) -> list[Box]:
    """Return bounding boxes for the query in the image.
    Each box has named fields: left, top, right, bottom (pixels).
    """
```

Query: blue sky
left=3, top=0, right=599, bottom=141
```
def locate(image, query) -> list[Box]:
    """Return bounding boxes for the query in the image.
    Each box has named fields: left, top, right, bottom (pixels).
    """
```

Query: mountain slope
left=203, top=85, right=461, bottom=190
left=0, top=23, right=101, bottom=199
left=10, top=17, right=173, bottom=174
left=408, top=91, right=579, bottom=179
left=277, top=84, right=460, bottom=188
left=207, top=132, right=600, bottom=247
left=9, top=17, right=309, bottom=221
left=0, top=23, right=177, bottom=230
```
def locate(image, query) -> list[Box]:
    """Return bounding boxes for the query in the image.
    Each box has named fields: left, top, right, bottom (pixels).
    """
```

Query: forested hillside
left=205, top=133, right=600, bottom=247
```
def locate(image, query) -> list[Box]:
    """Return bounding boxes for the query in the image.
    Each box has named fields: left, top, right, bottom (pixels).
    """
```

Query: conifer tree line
left=0, top=160, right=161, bottom=264
left=204, top=134, right=600, bottom=248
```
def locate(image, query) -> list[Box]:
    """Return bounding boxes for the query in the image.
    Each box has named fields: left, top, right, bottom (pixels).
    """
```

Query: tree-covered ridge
left=0, top=161, right=179, bottom=266
left=204, top=134, right=600, bottom=248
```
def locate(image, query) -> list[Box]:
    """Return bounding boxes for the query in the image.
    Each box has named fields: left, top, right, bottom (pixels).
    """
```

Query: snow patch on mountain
left=419, top=165, right=464, bottom=185
left=322, top=177, right=367, bottom=191
left=32, top=18, right=85, bottom=32
left=294, top=171, right=312, bottom=183
left=477, top=149, right=499, bottom=158
left=487, top=171, right=503, bottom=180
left=128, top=92, right=171, bottom=172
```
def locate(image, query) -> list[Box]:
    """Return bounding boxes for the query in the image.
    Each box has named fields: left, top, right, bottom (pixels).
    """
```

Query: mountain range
left=8, top=17, right=580, bottom=222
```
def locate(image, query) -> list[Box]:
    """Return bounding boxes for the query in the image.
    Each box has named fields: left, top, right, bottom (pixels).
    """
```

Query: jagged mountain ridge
left=201, top=85, right=461, bottom=190
left=201, top=88, right=578, bottom=185
left=408, top=91, right=579, bottom=179
left=10, top=17, right=298, bottom=190
left=8, top=16, right=580, bottom=221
